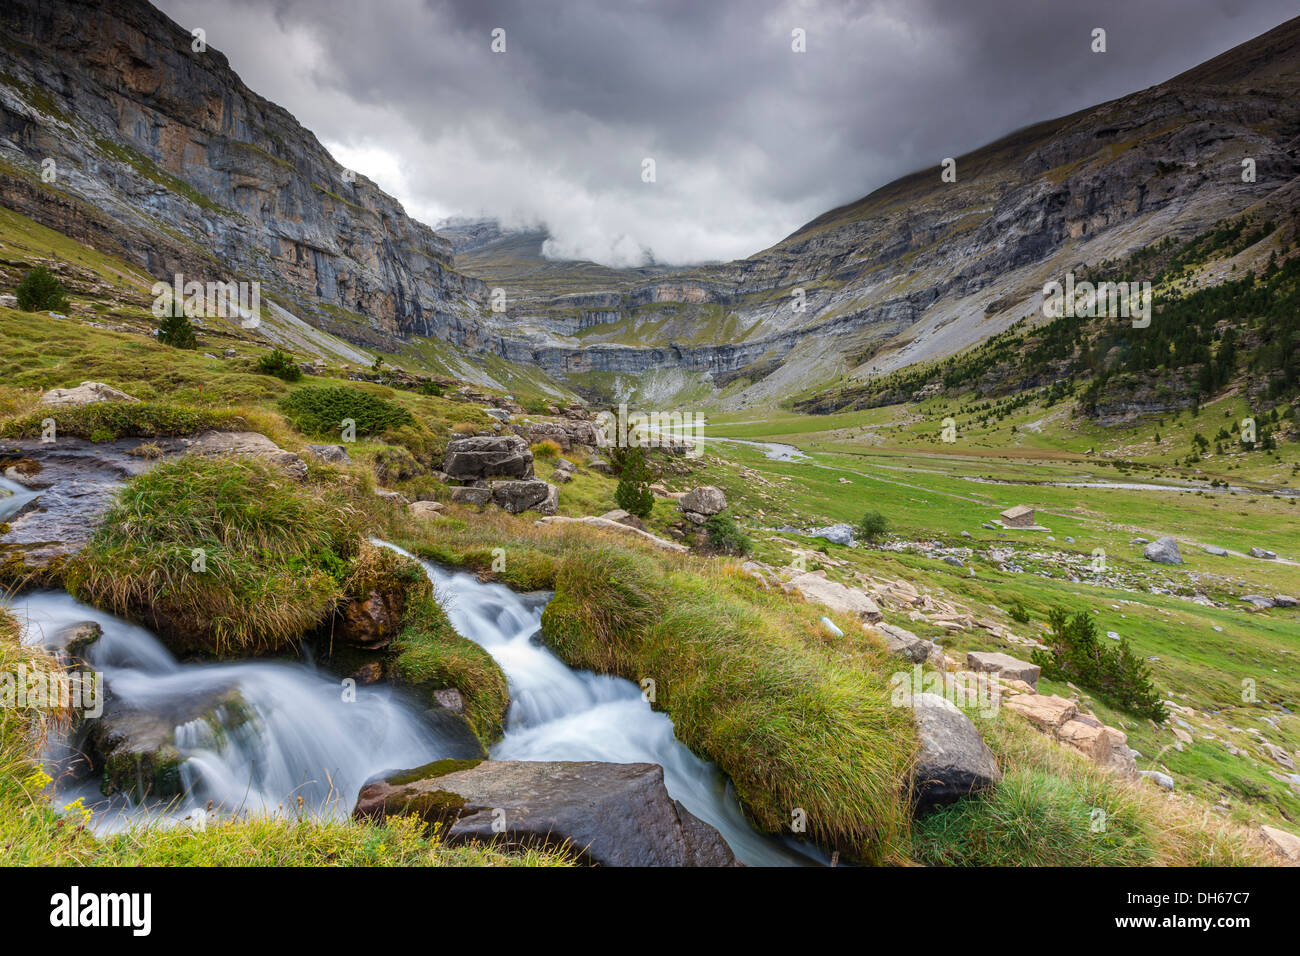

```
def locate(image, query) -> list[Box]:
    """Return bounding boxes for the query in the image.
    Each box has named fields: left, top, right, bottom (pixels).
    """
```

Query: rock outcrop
left=354, top=759, right=739, bottom=866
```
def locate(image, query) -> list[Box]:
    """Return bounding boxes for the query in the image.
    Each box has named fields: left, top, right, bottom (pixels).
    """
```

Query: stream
left=3, top=539, right=820, bottom=866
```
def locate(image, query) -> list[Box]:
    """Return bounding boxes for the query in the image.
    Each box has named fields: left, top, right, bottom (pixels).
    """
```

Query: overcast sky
left=154, top=0, right=1295, bottom=267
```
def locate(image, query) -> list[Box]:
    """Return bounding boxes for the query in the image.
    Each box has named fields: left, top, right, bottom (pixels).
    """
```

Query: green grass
left=913, top=712, right=1274, bottom=866
left=0, top=401, right=246, bottom=442
left=64, top=457, right=366, bottom=656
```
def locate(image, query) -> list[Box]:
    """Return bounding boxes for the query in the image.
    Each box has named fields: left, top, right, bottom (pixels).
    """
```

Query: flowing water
left=0, top=474, right=40, bottom=524
left=4, top=541, right=822, bottom=865
left=384, top=544, right=824, bottom=866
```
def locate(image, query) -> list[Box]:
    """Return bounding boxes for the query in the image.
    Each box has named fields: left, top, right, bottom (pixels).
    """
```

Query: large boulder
left=679, top=486, right=726, bottom=517
left=184, top=430, right=307, bottom=480
left=966, top=651, right=1041, bottom=689
left=39, top=381, right=139, bottom=406
left=907, top=693, right=1001, bottom=812
left=809, top=523, right=855, bottom=546
left=490, top=479, right=558, bottom=515
left=354, top=759, right=739, bottom=866
left=443, top=435, right=533, bottom=480
left=784, top=572, right=882, bottom=623
left=1142, top=536, right=1182, bottom=565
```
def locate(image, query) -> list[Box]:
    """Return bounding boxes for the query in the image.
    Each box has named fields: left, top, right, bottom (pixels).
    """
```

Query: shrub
left=530, top=439, right=561, bottom=460
left=65, top=457, right=364, bottom=655
left=856, top=510, right=890, bottom=542
left=612, top=447, right=654, bottom=518
left=255, top=348, right=302, bottom=382
left=156, top=300, right=198, bottom=349
left=15, top=266, right=69, bottom=313
left=418, top=381, right=444, bottom=397
left=703, top=513, right=751, bottom=556
left=279, top=385, right=412, bottom=439
left=1010, top=601, right=1031, bottom=624
left=1031, top=607, right=1167, bottom=721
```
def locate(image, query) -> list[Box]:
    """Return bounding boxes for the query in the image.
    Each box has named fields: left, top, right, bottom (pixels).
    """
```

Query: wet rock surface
left=0, top=438, right=181, bottom=575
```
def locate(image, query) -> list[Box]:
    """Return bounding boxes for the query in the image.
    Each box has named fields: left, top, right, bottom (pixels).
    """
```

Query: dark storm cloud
left=153, top=0, right=1297, bottom=265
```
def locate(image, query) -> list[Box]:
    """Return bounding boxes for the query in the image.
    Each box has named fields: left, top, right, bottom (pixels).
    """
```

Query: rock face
left=966, top=651, right=1041, bottom=690
left=0, top=0, right=487, bottom=355
left=783, top=572, right=883, bottom=623
left=679, top=486, right=727, bottom=517
left=443, top=435, right=533, bottom=480
left=1143, top=536, right=1183, bottom=565
left=184, top=431, right=307, bottom=479
left=354, top=759, right=739, bottom=866
left=908, top=693, right=1001, bottom=813
left=39, top=381, right=139, bottom=406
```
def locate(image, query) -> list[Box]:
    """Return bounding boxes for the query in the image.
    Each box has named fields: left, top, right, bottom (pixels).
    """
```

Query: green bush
left=612, top=447, right=654, bottom=518
left=156, top=301, right=198, bottom=349
left=15, top=266, right=70, bottom=312
left=703, top=513, right=751, bottom=556
left=856, top=510, right=890, bottom=542
left=1010, top=601, right=1031, bottom=624
left=279, top=385, right=413, bottom=439
left=1031, top=607, right=1167, bottom=721
left=255, top=348, right=302, bottom=381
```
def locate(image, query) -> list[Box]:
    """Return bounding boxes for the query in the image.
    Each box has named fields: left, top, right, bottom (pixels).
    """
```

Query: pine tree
left=157, top=299, right=198, bottom=349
